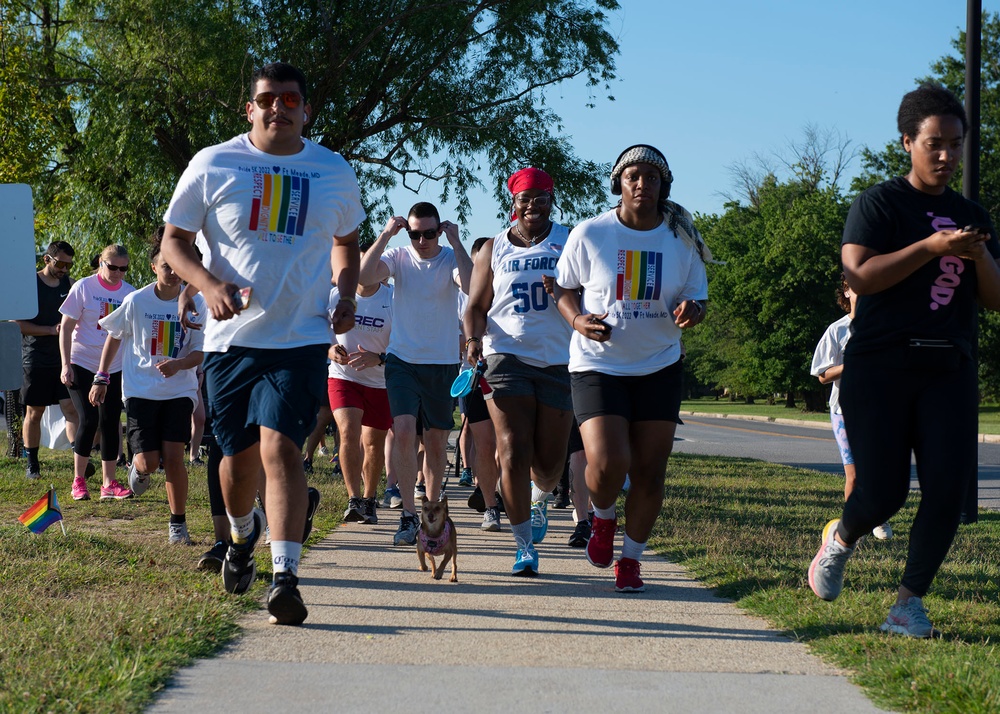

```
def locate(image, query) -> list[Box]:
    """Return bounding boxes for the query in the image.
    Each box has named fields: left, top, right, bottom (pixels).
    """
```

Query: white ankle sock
left=511, top=520, right=532, bottom=550
left=621, top=534, right=646, bottom=561
left=228, top=510, right=255, bottom=543
left=530, top=483, right=550, bottom=503
left=271, top=541, right=302, bottom=576
left=593, top=504, right=616, bottom=521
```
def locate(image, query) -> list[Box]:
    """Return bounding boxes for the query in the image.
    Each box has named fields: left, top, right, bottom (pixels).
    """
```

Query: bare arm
left=359, top=217, right=402, bottom=285
left=156, top=350, right=204, bottom=378
left=442, top=221, right=473, bottom=295
left=161, top=224, right=241, bottom=321
left=59, top=315, right=77, bottom=386
left=88, top=335, right=122, bottom=405
left=842, top=228, right=989, bottom=295
left=817, top=365, right=843, bottom=385
left=330, top=229, right=361, bottom=334
left=553, top=283, right=610, bottom=342
left=15, top=320, right=58, bottom=337
left=462, top=238, right=495, bottom=365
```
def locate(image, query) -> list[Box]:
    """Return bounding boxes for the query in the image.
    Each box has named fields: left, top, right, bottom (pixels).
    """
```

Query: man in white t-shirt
left=359, top=203, right=473, bottom=546
left=161, top=62, right=365, bottom=626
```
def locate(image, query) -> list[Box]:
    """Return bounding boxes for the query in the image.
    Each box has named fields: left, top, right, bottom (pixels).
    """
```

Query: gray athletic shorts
left=384, top=354, right=457, bottom=431
left=484, top=353, right=572, bottom=411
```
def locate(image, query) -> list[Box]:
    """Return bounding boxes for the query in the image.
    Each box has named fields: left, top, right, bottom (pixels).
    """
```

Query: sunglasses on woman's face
left=103, top=262, right=128, bottom=273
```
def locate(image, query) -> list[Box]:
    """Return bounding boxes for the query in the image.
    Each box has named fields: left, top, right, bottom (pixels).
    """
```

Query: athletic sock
left=26, top=447, right=40, bottom=469
left=511, top=520, right=532, bottom=550
left=621, top=534, right=646, bottom=561
left=593, top=504, right=616, bottom=521
left=271, top=541, right=302, bottom=577
left=169, top=513, right=187, bottom=525
left=530, top=483, right=550, bottom=503
left=228, top=510, right=256, bottom=543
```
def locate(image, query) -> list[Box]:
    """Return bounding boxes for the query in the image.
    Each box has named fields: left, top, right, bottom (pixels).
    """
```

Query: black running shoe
left=302, top=487, right=321, bottom=542
left=302, top=458, right=314, bottom=475
left=343, top=496, right=365, bottom=522
left=222, top=510, right=263, bottom=594
left=198, top=540, right=228, bottom=573
left=267, top=572, right=308, bottom=626
left=361, top=497, right=379, bottom=525
left=467, top=485, right=486, bottom=513
left=568, top=519, right=591, bottom=548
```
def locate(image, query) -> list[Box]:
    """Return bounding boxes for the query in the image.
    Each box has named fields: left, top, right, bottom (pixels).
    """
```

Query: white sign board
left=0, top=184, right=38, bottom=320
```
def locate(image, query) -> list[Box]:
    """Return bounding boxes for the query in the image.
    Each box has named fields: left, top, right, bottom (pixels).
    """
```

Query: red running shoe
left=614, top=557, right=645, bottom=592
left=586, top=516, right=616, bottom=568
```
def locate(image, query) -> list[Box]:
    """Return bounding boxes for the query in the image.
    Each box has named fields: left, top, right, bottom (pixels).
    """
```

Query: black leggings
left=67, top=364, right=123, bottom=462
left=839, top=345, right=977, bottom=597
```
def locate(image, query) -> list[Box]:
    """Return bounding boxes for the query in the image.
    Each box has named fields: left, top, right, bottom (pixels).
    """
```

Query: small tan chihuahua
left=417, top=494, right=458, bottom=582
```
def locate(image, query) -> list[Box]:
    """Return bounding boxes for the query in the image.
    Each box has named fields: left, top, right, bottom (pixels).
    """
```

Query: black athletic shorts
left=571, top=360, right=684, bottom=425
left=126, top=396, right=194, bottom=455
left=21, top=364, right=70, bottom=407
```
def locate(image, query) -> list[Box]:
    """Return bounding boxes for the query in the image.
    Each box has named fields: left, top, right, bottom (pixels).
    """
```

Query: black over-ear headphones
left=610, top=144, right=673, bottom=201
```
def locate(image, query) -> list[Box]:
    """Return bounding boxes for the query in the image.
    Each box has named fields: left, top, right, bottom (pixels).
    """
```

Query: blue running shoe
left=530, top=500, right=548, bottom=544
left=511, top=545, right=539, bottom=576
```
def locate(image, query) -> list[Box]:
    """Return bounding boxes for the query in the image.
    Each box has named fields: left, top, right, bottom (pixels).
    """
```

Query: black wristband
left=378, top=353, right=387, bottom=366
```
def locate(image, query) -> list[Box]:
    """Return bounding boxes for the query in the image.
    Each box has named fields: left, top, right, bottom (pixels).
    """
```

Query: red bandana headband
left=507, top=167, right=554, bottom=220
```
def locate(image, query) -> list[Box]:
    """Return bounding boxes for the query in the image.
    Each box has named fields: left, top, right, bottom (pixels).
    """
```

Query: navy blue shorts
left=203, top=345, right=328, bottom=456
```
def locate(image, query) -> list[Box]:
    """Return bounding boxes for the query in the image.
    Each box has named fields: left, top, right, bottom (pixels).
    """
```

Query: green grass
left=2, top=439, right=998, bottom=712
left=683, top=397, right=1000, bottom=434
left=0, top=443, right=347, bottom=713
left=649, top=453, right=1000, bottom=713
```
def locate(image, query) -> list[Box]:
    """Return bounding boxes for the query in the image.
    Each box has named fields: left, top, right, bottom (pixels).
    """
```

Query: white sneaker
left=128, top=462, right=151, bottom=496
left=880, top=596, right=937, bottom=638
left=168, top=522, right=191, bottom=545
left=872, top=522, right=893, bottom=540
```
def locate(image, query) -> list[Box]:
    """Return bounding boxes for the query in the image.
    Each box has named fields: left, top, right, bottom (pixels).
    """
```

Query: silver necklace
left=514, top=221, right=552, bottom=246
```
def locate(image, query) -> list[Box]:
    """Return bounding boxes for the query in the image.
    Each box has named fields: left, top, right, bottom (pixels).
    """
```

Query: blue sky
left=384, top=0, right=997, bottom=247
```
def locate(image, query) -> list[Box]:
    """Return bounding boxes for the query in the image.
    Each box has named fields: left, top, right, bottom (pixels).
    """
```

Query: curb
left=681, top=410, right=1000, bottom=443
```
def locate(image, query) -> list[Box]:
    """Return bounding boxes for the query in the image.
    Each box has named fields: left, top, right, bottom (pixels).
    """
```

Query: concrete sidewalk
left=150, top=488, right=887, bottom=714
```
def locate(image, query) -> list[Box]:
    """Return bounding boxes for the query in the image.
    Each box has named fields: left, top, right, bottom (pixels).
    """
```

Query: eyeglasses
left=252, top=91, right=303, bottom=109
left=45, top=257, right=73, bottom=270
left=103, top=262, right=129, bottom=273
left=407, top=229, right=439, bottom=241
left=513, top=194, right=551, bottom=208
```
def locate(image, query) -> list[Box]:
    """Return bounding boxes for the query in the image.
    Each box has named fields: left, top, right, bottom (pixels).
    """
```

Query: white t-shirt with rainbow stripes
left=60, top=274, right=134, bottom=373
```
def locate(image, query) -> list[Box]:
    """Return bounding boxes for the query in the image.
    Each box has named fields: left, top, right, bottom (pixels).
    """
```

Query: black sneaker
left=467, top=485, right=486, bottom=513
left=302, top=458, right=313, bottom=475
left=267, top=572, right=308, bottom=626
left=198, top=540, right=228, bottom=573
left=553, top=487, right=571, bottom=509
left=222, top=510, right=263, bottom=594
left=302, top=487, right=321, bottom=542
left=568, top=519, right=591, bottom=548
left=26, top=464, right=41, bottom=480
left=361, top=497, right=379, bottom=525
left=343, top=496, right=365, bottom=522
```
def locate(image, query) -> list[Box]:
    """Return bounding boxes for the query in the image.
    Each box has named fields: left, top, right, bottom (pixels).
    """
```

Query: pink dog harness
left=419, top=521, right=452, bottom=556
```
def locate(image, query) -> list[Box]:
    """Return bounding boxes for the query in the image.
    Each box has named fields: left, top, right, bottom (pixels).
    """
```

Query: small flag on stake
left=19, top=486, right=65, bottom=535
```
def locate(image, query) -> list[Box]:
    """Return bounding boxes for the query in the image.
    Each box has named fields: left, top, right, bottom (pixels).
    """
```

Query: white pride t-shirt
left=99, top=284, right=205, bottom=404
left=556, top=209, right=708, bottom=376
left=381, top=245, right=460, bottom=364
left=163, top=134, right=366, bottom=352
left=60, top=274, right=135, bottom=373
left=810, top=313, right=852, bottom=415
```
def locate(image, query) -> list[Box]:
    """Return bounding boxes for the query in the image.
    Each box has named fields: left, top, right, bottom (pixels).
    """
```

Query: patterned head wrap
left=610, top=146, right=672, bottom=188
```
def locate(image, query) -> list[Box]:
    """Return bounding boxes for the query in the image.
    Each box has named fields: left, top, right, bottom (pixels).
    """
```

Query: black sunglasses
left=252, top=91, right=303, bottom=109
left=407, top=229, right=439, bottom=241
left=103, top=261, right=129, bottom=273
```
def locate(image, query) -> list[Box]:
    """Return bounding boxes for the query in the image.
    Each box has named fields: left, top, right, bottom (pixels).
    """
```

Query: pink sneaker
left=614, top=557, right=645, bottom=592
left=72, top=477, right=90, bottom=501
left=586, top=516, right=616, bottom=568
left=100, top=479, right=133, bottom=500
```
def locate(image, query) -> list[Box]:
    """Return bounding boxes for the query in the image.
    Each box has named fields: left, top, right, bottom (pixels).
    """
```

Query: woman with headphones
left=554, top=145, right=710, bottom=592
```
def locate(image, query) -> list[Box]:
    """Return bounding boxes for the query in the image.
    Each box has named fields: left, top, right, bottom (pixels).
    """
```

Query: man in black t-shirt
left=15, top=241, right=81, bottom=479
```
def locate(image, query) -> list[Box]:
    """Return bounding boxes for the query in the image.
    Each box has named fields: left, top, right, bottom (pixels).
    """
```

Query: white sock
left=621, top=534, right=646, bottom=561
left=271, top=541, right=302, bottom=576
left=593, top=504, right=616, bottom=521
left=511, top=520, right=532, bottom=550
left=530, top=483, right=550, bottom=503
left=228, top=510, right=255, bottom=543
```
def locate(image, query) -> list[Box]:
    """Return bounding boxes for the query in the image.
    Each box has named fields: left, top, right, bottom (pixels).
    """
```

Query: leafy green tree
left=3, top=0, right=619, bottom=284
left=694, top=152, right=851, bottom=409
left=853, top=11, right=1000, bottom=399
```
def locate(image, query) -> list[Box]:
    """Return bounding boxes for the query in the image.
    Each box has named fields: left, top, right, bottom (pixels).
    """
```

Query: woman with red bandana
left=464, top=167, right=574, bottom=576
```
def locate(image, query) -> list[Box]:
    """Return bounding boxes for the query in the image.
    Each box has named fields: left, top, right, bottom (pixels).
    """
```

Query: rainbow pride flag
left=19, top=487, right=64, bottom=534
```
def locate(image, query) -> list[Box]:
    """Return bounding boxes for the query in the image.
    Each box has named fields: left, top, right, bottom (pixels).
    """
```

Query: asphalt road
left=673, top=415, right=1000, bottom=511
